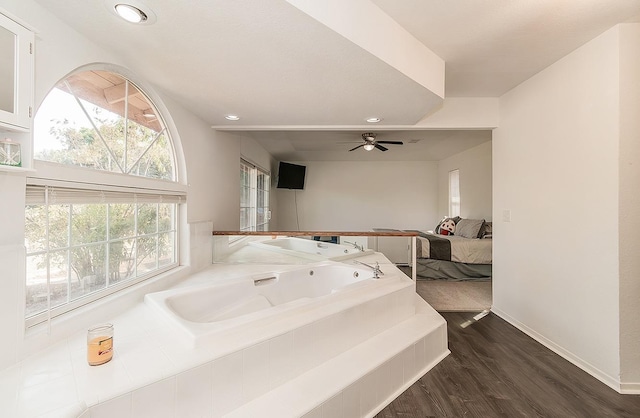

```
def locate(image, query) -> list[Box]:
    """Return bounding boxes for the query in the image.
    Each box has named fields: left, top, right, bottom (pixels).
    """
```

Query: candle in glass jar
left=87, top=324, right=114, bottom=366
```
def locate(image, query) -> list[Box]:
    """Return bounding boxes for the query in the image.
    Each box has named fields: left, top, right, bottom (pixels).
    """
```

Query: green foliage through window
left=25, top=201, right=177, bottom=319
left=27, top=69, right=181, bottom=326
left=34, top=70, right=175, bottom=180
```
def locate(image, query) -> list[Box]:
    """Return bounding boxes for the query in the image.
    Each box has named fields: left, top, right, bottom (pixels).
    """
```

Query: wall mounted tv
left=277, top=162, right=306, bottom=189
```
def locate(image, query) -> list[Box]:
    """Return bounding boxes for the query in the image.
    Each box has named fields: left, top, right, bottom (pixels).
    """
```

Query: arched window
left=34, top=70, right=175, bottom=179
left=25, top=68, right=184, bottom=327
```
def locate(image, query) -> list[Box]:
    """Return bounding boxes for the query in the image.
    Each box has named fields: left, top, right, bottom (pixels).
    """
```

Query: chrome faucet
left=344, top=240, right=364, bottom=252
left=354, top=260, right=384, bottom=279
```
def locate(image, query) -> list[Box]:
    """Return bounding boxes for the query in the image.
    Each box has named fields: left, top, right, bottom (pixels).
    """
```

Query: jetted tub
left=247, top=236, right=373, bottom=261
left=143, top=260, right=432, bottom=415
left=144, top=260, right=415, bottom=349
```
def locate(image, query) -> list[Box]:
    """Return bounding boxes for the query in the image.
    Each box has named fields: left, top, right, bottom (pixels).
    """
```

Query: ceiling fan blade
left=349, top=144, right=365, bottom=151
left=375, top=144, right=388, bottom=151
left=377, top=141, right=403, bottom=145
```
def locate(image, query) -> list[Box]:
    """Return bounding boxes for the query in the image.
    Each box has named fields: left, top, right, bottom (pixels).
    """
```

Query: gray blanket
left=406, top=230, right=452, bottom=261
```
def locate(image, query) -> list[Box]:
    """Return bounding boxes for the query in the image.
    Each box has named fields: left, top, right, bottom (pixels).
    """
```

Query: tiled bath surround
left=0, top=232, right=448, bottom=417
left=79, top=296, right=446, bottom=418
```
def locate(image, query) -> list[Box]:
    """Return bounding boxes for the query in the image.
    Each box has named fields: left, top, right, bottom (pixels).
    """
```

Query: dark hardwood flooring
left=377, top=312, right=640, bottom=418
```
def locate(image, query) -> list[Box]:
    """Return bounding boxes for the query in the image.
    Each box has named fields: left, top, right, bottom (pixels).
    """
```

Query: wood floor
left=377, top=312, right=640, bottom=418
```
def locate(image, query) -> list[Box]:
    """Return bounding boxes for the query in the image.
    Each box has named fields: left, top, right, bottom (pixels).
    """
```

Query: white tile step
left=226, top=295, right=449, bottom=418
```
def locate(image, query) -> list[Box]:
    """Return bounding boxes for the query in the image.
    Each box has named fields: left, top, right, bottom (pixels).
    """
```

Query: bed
left=375, top=218, right=492, bottom=281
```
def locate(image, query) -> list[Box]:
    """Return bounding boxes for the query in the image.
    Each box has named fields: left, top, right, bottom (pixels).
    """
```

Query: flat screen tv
left=277, top=162, right=306, bottom=189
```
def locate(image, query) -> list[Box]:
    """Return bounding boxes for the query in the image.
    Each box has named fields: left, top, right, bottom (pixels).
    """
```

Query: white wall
left=493, top=26, right=628, bottom=389
left=163, top=100, right=240, bottom=230
left=618, top=23, right=640, bottom=390
left=0, top=0, right=246, bottom=370
left=437, top=141, right=492, bottom=221
left=275, top=161, right=438, bottom=231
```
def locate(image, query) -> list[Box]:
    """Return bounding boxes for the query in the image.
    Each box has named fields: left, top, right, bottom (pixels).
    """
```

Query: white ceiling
left=33, top=0, right=640, bottom=161
left=373, top=0, right=640, bottom=97
left=238, top=130, right=492, bottom=162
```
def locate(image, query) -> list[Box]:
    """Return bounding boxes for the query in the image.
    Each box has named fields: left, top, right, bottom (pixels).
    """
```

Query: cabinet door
left=0, top=12, right=33, bottom=131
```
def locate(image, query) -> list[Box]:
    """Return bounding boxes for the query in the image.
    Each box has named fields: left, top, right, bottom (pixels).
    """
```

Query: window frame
left=24, top=182, right=183, bottom=328
left=240, top=159, right=270, bottom=232
left=26, top=66, right=186, bottom=328
left=449, top=169, right=460, bottom=218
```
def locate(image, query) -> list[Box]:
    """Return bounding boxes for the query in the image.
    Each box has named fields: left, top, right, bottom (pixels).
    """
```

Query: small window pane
left=48, top=250, right=70, bottom=309
left=240, top=162, right=269, bottom=232
left=137, top=236, right=158, bottom=274
left=158, top=203, right=174, bottom=232
left=240, top=207, right=250, bottom=231
left=49, top=205, right=71, bottom=249
left=137, top=204, right=158, bottom=235
left=109, top=239, right=136, bottom=285
left=71, top=204, right=106, bottom=245
left=26, top=205, right=71, bottom=253
left=79, top=96, right=126, bottom=172
left=449, top=169, right=460, bottom=218
left=159, top=232, right=175, bottom=267
left=25, top=205, right=48, bottom=253
left=257, top=209, right=266, bottom=226
left=109, top=204, right=136, bottom=240
left=241, top=186, right=250, bottom=207
left=34, top=88, right=100, bottom=161
left=129, top=133, right=174, bottom=180
left=257, top=190, right=267, bottom=208
left=70, top=243, right=106, bottom=300
left=25, top=254, right=51, bottom=317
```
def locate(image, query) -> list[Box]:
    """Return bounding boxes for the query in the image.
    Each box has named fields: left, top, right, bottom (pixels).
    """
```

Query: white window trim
left=26, top=66, right=186, bottom=329
left=31, top=161, right=188, bottom=195
left=240, top=158, right=270, bottom=232
left=449, top=169, right=460, bottom=218
left=24, top=180, right=184, bottom=328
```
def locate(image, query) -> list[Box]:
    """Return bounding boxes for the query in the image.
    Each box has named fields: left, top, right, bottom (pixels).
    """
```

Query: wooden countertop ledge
left=212, top=231, right=418, bottom=237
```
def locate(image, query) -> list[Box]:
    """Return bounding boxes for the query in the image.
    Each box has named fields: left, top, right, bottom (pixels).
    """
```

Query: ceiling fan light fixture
left=115, top=4, right=148, bottom=23
left=363, top=143, right=375, bottom=151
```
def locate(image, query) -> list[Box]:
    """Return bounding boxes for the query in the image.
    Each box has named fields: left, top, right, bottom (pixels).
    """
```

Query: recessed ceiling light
left=225, top=115, right=240, bottom=121
left=366, top=117, right=381, bottom=123
left=115, top=4, right=148, bottom=23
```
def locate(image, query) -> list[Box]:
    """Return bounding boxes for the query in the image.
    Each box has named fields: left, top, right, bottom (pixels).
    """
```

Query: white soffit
left=372, top=0, right=640, bottom=97
left=285, top=0, right=445, bottom=98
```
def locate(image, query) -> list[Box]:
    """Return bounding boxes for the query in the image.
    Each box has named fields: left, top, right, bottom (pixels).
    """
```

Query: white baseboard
left=620, top=382, right=640, bottom=395
left=490, top=307, right=623, bottom=394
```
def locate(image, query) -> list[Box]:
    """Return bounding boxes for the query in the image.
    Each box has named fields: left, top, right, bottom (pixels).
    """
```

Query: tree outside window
left=27, top=69, right=181, bottom=326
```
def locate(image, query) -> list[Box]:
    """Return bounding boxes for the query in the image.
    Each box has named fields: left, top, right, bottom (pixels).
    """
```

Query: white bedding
left=418, top=232, right=492, bottom=264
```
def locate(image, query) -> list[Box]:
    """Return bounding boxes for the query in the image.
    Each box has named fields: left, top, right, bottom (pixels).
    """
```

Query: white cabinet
left=0, top=11, right=34, bottom=172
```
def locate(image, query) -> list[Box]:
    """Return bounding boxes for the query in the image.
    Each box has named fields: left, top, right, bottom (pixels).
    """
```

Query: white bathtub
left=142, top=259, right=439, bottom=416
left=145, top=261, right=415, bottom=349
left=150, top=262, right=371, bottom=326
left=247, top=236, right=373, bottom=261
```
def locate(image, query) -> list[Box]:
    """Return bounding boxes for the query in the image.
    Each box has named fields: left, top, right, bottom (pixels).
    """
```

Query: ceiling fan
left=348, top=133, right=403, bottom=152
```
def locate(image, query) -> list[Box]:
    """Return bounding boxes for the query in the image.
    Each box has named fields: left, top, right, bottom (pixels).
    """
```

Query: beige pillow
left=455, top=218, right=485, bottom=239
